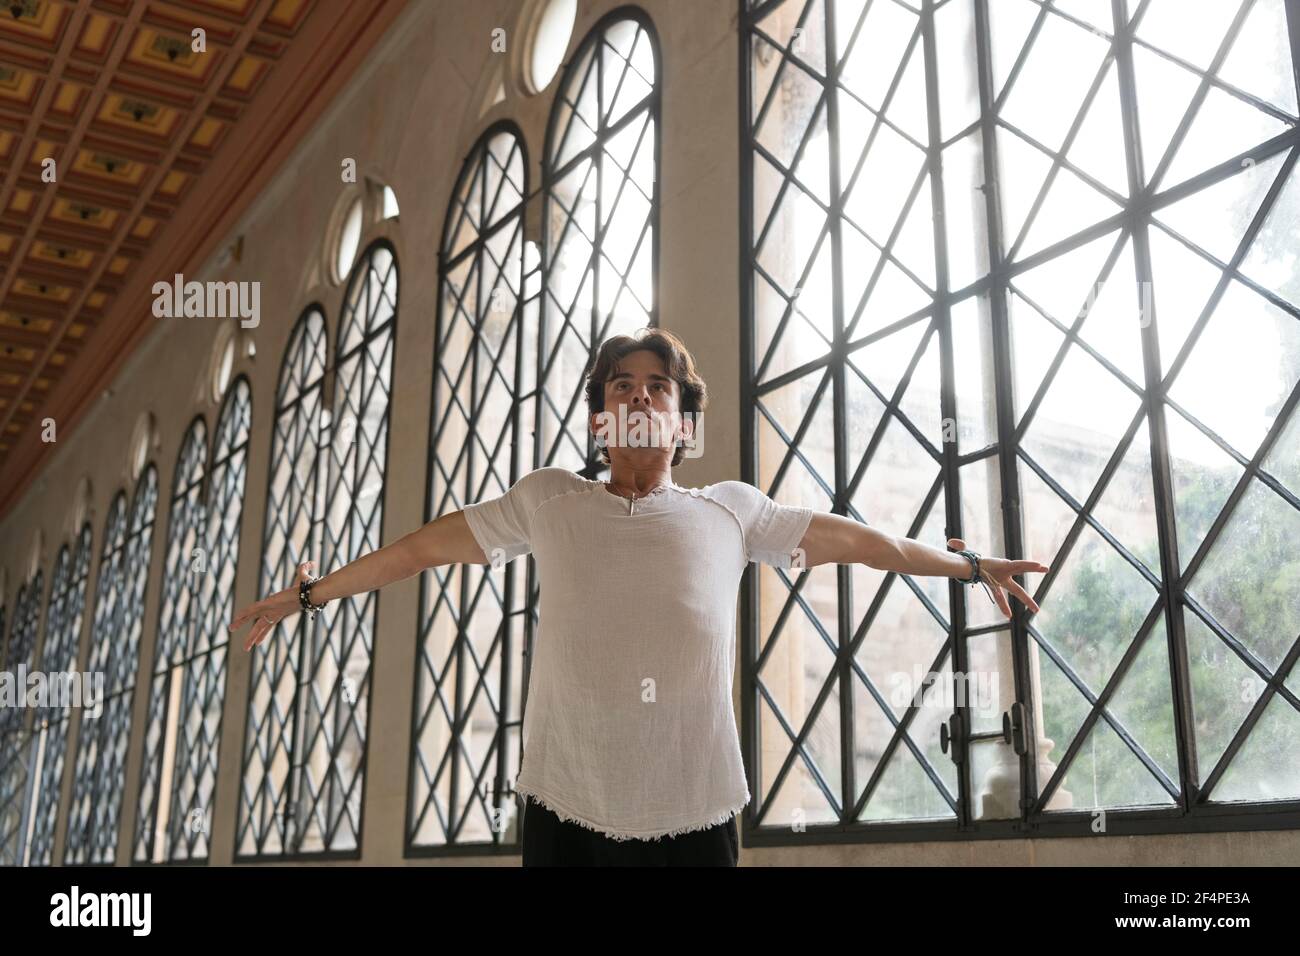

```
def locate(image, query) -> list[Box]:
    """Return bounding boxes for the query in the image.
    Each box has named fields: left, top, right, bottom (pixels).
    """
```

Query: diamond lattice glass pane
left=1135, top=0, right=1241, bottom=73
left=988, top=0, right=1041, bottom=101
left=1076, top=238, right=1147, bottom=388
left=1132, top=44, right=1201, bottom=184
left=1240, top=164, right=1300, bottom=309
left=842, top=118, right=925, bottom=247
left=1186, top=478, right=1300, bottom=674
left=856, top=655, right=957, bottom=823
left=1209, top=692, right=1300, bottom=803
left=1089, top=419, right=1162, bottom=575
left=1167, top=280, right=1300, bottom=460
left=755, top=40, right=825, bottom=172
left=839, top=0, right=916, bottom=111
left=1105, top=614, right=1179, bottom=786
left=1053, top=709, right=1178, bottom=810
left=1261, top=402, right=1300, bottom=497
left=1154, top=149, right=1285, bottom=264
left=1218, top=0, right=1298, bottom=116
left=1033, top=521, right=1159, bottom=697
left=1064, top=62, right=1129, bottom=197
left=760, top=691, right=840, bottom=828
left=1001, top=13, right=1110, bottom=156
left=1184, top=607, right=1267, bottom=783
left=1165, top=406, right=1243, bottom=572
left=1018, top=162, right=1123, bottom=261
left=1146, top=225, right=1224, bottom=376
left=1021, top=341, right=1141, bottom=506
left=1162, top=86, right=1290, bottom=189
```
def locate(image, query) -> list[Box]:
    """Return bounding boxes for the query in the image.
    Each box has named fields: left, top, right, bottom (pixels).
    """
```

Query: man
left=230, top=328, right=1048, bottom=866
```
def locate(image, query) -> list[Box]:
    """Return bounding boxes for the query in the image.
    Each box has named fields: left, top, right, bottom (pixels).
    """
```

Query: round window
left=528, top=0, right=576, bottom=94
left=128, top=412, right=154, bottom=481
left=336, top=195, right=364, bottom=281
left=214, top=335, right=235, bottom=401
left=382, top=184, right=400, bottom=220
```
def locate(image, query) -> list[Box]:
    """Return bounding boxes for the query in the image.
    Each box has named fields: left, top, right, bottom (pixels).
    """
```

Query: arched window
left=0, top=568, right=44, bottom=866
left=238, top=308, right=328, bottom=859
left=25, top=525, right=93, bottom=867
left=65, top=465, right=158, bottom=864
left=541, top=9, right=660, bottom=474
left=137, top=420, right=208, bottom=861
left=411, top=124, right=529, bottom=850
left=741, top=0, right=1300, bottom=842
left=239, top=240, right=396, bottom=858
left=308, top=239, right=396, bottom=854
left=136, top=378, right=252, bottom=862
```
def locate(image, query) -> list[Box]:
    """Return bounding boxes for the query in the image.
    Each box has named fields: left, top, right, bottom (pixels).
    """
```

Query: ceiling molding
left=0, top=0, right=411, bottom=520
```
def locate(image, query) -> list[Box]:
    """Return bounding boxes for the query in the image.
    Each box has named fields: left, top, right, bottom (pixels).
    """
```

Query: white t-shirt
left=461, top=466, right=814, bottom=841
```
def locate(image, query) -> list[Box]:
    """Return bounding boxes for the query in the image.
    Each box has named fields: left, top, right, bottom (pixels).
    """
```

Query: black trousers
left=520, top=796, right=738, bottom=866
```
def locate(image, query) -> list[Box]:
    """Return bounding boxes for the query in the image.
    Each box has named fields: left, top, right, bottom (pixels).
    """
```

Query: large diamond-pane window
left=541, top=12, right=660, bottom=474
left=305, top=242, right=396, bottom=855
left=411, top=125, right=531, bottom=851
left=237, top=309, right=328, bottom=859
left=743, top=0, right=1300, bottom=840
left=65, top=466, right=159, bottom=863
left=20, top=526, right=92, bottom=867
left=0, top=571, right=44, bottom=866
left=237, top=245, right=397, bottom=859
left=135, top=378, right=251, bottom=863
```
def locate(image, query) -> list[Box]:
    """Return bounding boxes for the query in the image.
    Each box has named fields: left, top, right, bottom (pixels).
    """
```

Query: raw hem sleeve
left=460, top=467, right=579, bottom=566
left=751, top=502, right=813, bottom=569
left=711, top=481, right=815, bottom=569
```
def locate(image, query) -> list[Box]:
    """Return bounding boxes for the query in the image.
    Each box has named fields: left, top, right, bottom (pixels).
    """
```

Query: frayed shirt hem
left=517, top=784, right=750, bottom=842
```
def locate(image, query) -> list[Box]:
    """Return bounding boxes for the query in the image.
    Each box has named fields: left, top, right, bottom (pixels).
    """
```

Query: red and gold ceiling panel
left=0, top=0, right=409, bottom=503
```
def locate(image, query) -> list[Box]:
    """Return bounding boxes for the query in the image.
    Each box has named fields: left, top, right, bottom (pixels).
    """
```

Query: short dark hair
left=584, top=328, right=708, bottom=467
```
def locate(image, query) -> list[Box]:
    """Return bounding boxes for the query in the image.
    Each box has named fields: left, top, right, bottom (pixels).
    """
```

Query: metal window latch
left=938, top=712, right=965, bottom=764
left=1002, top=701, right=1028, bottom=756
left=941, top=702, right=1029, bottom=765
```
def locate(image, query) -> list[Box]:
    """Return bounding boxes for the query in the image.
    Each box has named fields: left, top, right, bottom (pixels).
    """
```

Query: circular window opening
left=26, top=529, right=44, bottom=582
left=336, top=195, right=364, bottom=281
left=528, top=0, right=576, bottom=94
left=213, top=333, right=235, bottom=402
left=382, top=184, right=400, bottom=219
left=70, top=475, right=92, bottom=537
left=128, top=412, right=154, bottom=482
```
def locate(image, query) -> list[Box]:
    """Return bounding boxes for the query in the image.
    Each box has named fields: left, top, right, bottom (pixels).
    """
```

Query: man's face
left=592, top=349, right=693, bottom=457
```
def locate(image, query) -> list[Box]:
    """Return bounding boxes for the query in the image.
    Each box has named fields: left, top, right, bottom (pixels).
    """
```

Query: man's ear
left=681, top=414, right=695, bottom=441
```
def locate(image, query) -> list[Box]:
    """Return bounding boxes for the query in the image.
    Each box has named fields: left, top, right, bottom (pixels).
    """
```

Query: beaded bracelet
left=299, top=576, right=327, bottom=618
left=954, top=549, right=982, bottom=584
left=953, top=548, right=1000, bottom=607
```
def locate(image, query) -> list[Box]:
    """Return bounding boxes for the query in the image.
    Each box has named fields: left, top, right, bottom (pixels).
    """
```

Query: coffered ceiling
left=0, top=0, right=408, bottom=518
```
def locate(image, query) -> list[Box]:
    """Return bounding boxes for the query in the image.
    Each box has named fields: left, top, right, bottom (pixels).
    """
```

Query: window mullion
left=921, top=0, right=975, bottom=831
left=1109, top=0, right=1201, bottom=813
left=972, top=0, right=1039, bottom=827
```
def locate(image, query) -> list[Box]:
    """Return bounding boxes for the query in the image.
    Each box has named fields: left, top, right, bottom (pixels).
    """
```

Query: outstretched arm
left=794, top=512, right=1049, bottom=618
left=229, top=509, right=487, bottom=651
